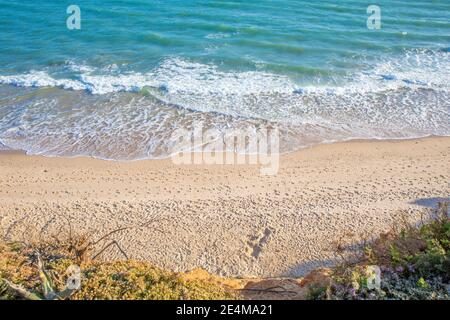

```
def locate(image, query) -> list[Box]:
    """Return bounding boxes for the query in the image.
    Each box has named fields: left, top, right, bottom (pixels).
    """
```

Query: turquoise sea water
left=0, top=1, right=449, bottom=158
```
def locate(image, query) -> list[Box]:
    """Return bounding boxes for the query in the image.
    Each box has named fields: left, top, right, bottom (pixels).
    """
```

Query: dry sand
left=0, top=137, right=448, bottom=277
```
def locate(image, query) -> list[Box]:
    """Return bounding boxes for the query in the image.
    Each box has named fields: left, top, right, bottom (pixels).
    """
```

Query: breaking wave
left=0, top=49, right=449, bottom=159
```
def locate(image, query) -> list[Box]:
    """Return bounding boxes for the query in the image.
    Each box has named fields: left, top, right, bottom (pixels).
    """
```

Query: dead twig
left=92, top=240, right=129, bottom=261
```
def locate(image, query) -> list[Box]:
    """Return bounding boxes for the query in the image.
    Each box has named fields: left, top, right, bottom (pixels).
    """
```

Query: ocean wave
left=1, top=49, right=449, bottom=97
left=0, top=50, right=449, bottom=160
left=1, top=50, right=449, bottom=123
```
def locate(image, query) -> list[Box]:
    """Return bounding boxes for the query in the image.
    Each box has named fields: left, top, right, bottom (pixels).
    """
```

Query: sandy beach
left=0, top=136, right=448, bottom=278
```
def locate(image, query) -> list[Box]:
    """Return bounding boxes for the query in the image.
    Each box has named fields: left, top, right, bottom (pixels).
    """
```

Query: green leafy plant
left=308, top=202, right=449, bottom=300
left=0, top=254, right=76, bottom=300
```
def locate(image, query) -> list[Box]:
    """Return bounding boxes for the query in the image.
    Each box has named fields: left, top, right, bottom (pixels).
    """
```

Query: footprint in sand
left=247, top=227, right=274, bottom=259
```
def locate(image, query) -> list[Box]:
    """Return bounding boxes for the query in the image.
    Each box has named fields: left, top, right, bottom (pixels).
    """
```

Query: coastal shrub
left=0, top=241, right=238, bottom=300
left=309, top=202, right=450, bottom=300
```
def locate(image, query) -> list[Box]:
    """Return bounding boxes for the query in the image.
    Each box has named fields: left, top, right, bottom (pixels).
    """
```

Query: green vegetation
left=308, top=202, right=449, bottom=300
left=0, top=242, right=238, bottom=300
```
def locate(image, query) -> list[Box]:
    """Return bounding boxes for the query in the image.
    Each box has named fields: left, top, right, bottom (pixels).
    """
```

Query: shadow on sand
left=411, top=197, right=449, bottom=209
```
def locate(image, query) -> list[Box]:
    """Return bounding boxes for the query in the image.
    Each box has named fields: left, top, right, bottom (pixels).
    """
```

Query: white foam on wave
left=0, top=71, right=87, bottom=92
left=1, top=58, right=297, bottom=97
left=1, top=49, right=448, bottom=96
left=300, top=49, right=450, bottom=95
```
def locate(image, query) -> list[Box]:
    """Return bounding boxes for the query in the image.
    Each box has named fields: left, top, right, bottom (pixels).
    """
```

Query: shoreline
left=0, top=136, right=449, bottom=277
left=0, top=134, right=446, bottom=161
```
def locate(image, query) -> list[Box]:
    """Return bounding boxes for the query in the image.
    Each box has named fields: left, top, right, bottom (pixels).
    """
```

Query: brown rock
left=300, top=268, right=333, bottom=289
